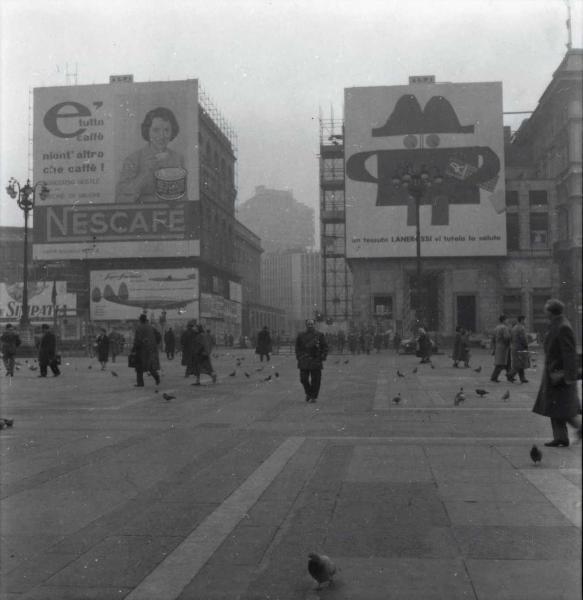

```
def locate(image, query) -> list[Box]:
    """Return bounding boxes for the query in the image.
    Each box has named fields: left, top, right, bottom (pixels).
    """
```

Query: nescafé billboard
left=90, top=268, right=199, bottom=321
left=32, top=80, right=200, bottom=259
left=344, top=82, right=506, bottom=258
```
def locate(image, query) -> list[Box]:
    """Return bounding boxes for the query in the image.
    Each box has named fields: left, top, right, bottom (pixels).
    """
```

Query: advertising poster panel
left=345, top=82, right=506, bottom=258
left=0, top=281, right=76, bottom=322
left=33, top=80, right=200, bottom=259
left=89, top=268, right=198, bottom=321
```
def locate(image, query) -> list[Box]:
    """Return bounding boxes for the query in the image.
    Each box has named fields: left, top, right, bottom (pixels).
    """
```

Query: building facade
left=237, top=185, right=315, bottom=252
left=319, top=57, right=582, bottom=340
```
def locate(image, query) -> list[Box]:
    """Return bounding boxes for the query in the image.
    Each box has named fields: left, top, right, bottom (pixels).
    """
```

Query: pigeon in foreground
left=275, top=372, right=279, bottom=378
left=264, top=375, right=272, bottom=382
left=229, top=371, right=236, bottom=377
left=162, top=393, right=176, bottom=401
left=392, top=393, right=402, bottom=405
left=397, top=370, right=405, bottom=378
left=530, top=445, right=542, bottom=466
left=244, top=372, right=250, bottom=378
left=476, top=389, right=489, bottom=397
left=307, top=553, right=336, bottom=590
left=454, top=387, right=465, bottom=406
left=502, top=390, right=510, bottom=400
left=474, top=366, right=482, bottom=373
left=412, top=367, right=418, bottom=374
left=344, top=359, right=349, bottom=364
left=29, top=365, right=37, bottom=371
left=111, top=371, right=118, bottom=377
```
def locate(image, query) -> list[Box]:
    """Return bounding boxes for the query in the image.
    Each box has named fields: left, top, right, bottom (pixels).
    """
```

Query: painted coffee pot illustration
left=346, top=94, right=501, bottom=225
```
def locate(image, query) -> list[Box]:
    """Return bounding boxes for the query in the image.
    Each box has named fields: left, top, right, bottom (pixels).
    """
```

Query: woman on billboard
left=116, top=107, right=186, bottom=203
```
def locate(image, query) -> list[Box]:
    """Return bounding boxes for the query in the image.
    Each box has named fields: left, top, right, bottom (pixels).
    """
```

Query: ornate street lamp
left=392, top=165, right=442, bottom=329
left=5, top=178, right=49, bottom=326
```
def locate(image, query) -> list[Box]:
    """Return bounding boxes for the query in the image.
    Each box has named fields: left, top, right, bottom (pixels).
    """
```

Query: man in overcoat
left=532, top=299, right=582, bottom=447
left=131, top=314, right=160, bottom=387
left=1, top=324, right=21, bottom=377
left=255, top=326, right=273, bottom=362
left=38, top=324, right=60, bottom=377
left=295, top=319, right=328, bottom=403
left=490, top=315, right=513, bottom=382
left=181, top=321, right=197, bottom=377
left=510, top=315, right=530, bottom=383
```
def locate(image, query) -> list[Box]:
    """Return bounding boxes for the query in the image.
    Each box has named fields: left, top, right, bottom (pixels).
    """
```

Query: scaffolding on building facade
left=319, top=110, right=353, bottom=326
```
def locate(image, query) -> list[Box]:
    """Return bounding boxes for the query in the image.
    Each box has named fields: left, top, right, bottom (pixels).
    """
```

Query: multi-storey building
left=319, top=54, right=582, bottom=340
left=237, top=185, right=315, bottom=252
left=261, top=250, right=322, bottom=334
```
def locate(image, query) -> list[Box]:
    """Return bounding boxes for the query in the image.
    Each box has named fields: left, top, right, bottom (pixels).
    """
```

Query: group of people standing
left=490, top=314, right=531, bottom=384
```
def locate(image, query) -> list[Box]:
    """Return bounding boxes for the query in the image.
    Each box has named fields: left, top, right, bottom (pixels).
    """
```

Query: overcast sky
left=1, top=0, right=581, bottom=228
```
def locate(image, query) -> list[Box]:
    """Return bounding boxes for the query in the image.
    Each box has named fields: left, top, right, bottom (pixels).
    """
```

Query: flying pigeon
left=476, top=389, right=489, bottom=397
left=412, top=367, right=418, bottom=374
left=162, top=393, right=175, bottom=401
left=244, top=372, right=250, bottom=378
left=111, top=371, right=118, bottom=377
left=474, top=366, right=482, bottom=373
left=307, top=553, right=336, bottom=590
left=530, top=445, right=542, bottom=466
left=502, top=390, right=510, bottom=400
left=229, top=371, right=236, bottom=377
left=397, top=370, right=405, bottom=378
left=392, top=393, right=402, bottom=405
left=454, top=387, right=465, bottom=406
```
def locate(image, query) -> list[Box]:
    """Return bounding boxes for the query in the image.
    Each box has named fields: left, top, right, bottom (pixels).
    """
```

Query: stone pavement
left=0, top=348, right=581, bottom=600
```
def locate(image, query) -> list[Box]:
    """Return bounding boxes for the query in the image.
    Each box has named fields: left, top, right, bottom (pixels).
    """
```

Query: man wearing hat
left=1, top=324, right=21, bottom=377
left=295, top=319, right=328, bottom=403
left=38, top=324, right=60, bottom=377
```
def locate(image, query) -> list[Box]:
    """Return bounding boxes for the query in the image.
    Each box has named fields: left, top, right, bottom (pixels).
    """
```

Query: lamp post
left=5, top=178, right=49, bottom=326
left=392, top=166, right=442, bottom=329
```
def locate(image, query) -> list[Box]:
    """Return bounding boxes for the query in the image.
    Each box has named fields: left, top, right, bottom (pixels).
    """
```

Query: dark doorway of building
left=456, top=295, right=476, bottom=332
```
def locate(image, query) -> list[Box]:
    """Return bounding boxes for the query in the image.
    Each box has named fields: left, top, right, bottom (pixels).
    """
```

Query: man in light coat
left=490, top=315, right=514, bottom=383
left=510, top=315, right=530, bottom=383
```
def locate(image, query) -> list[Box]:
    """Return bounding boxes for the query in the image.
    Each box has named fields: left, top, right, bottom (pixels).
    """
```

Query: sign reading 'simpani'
left=344, top=81, right=506, bottom=258
left=33, top=80, right=200, bottom=259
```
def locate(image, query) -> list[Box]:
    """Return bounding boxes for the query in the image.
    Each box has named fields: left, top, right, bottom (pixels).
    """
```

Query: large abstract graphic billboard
left=344, top=82, right=506, bottom=258
left=32, top=80, right=200, bottom=260
left=89, top=268, right=199, bottom=321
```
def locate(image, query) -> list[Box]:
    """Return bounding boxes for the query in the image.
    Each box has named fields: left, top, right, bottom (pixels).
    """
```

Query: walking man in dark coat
left=510, top=315, right=530, bottom=383
left=181, top=321, right=197, bottom=377
left=1, top=324, right=21, bottom=377
left=164, top=327, right=176, bottom=359
left=131, top=314, right=160, bottom=387
left=95, top=328, right=109, bottom=370
left=532, top=299, right=582, bottom=447
left=255, top=326, right=273, bottom=362
left=295, top=319, right=328, bottom=403
left=38, top=324, right=60, bottom=377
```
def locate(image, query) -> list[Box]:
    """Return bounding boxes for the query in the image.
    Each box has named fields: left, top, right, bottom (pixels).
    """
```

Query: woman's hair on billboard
left=141, top=107, right=180, bottom=142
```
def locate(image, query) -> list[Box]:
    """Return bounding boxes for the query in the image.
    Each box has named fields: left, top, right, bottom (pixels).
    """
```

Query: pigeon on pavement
left=502, top=390, right=510, bottom=400
left=162, top=393, right=176, bottom=401
left=474, top=366, right=482, bottom=373
left=111, top=371, right=118, bottom=377
left=229, top=371, right=236, bottom=377
left=244, top=372, right=250, bottom=378
left=392, top=393, right=402, bottom=404
left=344, top=359, right=349, bottom=364
left=454, top=387, right=465, bottom=406
left=275, top=372, right=279, bottom=378
left=397, top=370, right=405, bottom=378
left=307, top=553, right=336, bottom=590
left=476, top=389, right=489, bottom=397
left=530, top=445, right=542, bottom=465
left=412, top=367, right=418, bottom=374
left=264, top=375, right=272, bottom=382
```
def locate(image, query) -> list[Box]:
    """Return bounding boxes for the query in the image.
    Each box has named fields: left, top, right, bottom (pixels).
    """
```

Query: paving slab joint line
left=123, top=435, right=306, bottom=600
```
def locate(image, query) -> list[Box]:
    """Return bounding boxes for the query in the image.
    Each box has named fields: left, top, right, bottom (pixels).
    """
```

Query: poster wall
left=0, top=281, right=76, bottom=322
left=90, top=268, right=199, bottom=321
left=33, top=80, right=200, bottom=259
left=344, top=82, right=506, bottom=258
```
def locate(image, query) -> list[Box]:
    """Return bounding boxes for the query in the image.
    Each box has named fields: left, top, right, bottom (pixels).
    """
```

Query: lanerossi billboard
left=33, top=80, right=200, bottom=260
left=345, top=82, right=506, bottom=258
left=90, top=268, right=199, bottom=321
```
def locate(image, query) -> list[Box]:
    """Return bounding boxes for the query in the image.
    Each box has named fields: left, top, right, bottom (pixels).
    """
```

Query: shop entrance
left=456, top=295, right=476, bottom=332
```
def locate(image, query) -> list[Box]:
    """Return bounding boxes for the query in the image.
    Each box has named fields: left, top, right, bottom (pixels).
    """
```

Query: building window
left=321, top=158, right=344, bottom=181
left=505, top=190, right=519, bottom=207
left=502, top=293, right=522, bottom=319
left=530, top=213, right=549, bottom=248
left=506, top=213, right=520, bottom=251
left=323, top=190, right=344, bottom=211
left=529, top=190, right=548, bottom=207
left=373, top=296, right=393, bottom=319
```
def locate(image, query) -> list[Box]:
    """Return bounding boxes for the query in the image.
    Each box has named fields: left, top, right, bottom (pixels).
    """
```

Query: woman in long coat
left=95, top=329, right=109, bottom=370
left=192, top=325, right=217, bottom=385
left=417, top=328, right=432, bottom=364
left=490, top=315, right=513, bottom=382
left=532, top=299, right=581, bottom=447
